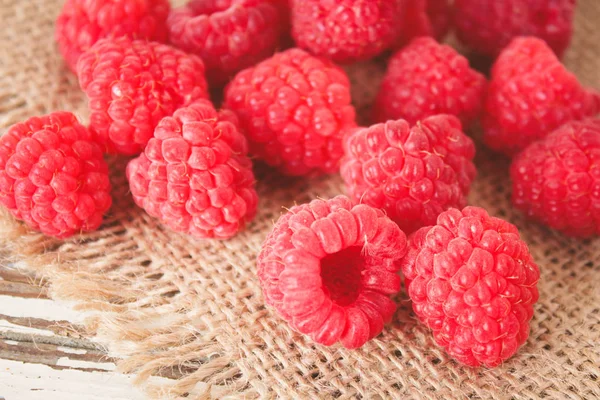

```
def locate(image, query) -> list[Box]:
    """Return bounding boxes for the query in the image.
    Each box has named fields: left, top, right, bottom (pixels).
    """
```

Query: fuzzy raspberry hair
left=400, top=207, right=540, bottom=367
left=511, top=119, right=600, bottom=237
left=0, top=112, right=112, bottom=239
left=257, top=196, right=407, bottom=348
left=454, top=0, right=577, bottom=58
left=76, top=37, right=209, bottom=156
left=224, top=48, right=357, bottom=176
left=167, top=0, right=288, bottom=86
left=291, top=0, right=402, bottom=63
left=483, top=37, right=600, bottom=156
left=126, top=99, right=258, bottom=239
left=341, top=115, right=476, bottom=234
left=55, top=0, right=171, bottom=71
left=374, top=37, right=487, bottom=127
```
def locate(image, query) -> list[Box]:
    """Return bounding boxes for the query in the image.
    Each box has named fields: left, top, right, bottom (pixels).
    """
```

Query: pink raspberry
left=224, top=48, right=357, bottom=176
left=511, top=119, right=600, bottom=237
left=394, top=0, right=451, bottom=49
left=454, top=0, right=577, bottom=58
left=483, top=37, right=600, bottom=156
left=374, top=38, right=487, bottom=128
left=291, top=0, right=403, bottom=63
left=400, top=207, right=540, bottom=367
left=55, top=0, right=171, bottom=71
left=257, top=196, right=407, bottom=348
left=167, top=0, right=288, bottom=86
left=341, top=115, right=476, bottom=233
left=76, top=37, right=209, bottom=156
left=0, top=112, right=112, bottom=239
left=126, top=99, right=258, bottom=239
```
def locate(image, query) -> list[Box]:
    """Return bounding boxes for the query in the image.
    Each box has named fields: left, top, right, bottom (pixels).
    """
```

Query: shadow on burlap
left=1, top=0, right=599, bottom=398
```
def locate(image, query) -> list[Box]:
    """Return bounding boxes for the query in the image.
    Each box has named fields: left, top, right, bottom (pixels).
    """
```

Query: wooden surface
left=0, top=264, right=159, bottom=399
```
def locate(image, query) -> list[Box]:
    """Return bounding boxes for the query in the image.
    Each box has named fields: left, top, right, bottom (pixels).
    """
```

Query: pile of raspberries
left=1, top=0, right=597, bottom=368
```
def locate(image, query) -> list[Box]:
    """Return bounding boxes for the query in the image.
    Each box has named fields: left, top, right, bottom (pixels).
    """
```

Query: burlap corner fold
left=1, top=0, right=599, bottom=398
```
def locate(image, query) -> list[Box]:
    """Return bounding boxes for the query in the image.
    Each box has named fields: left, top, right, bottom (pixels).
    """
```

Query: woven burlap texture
left=1, top=0, right=599, bottom=398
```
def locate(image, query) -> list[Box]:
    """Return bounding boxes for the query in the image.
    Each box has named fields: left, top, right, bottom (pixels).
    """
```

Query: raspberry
left=77, top=37, right=209, bottom=156
left=126, top=99, right=258, bottom=239
left=374, top=38, right=487, bottom=127
left=400, top=207, right=540, bottom=367
left=257, top=195, right=407, bottom=348
left=511, top=119, right=600, bottom=237
left=167, top=0, right=288, bottom=86
left=291, top=0, right=402, bottom=63
left=341, top=115, right=476, bottom=234
left=0, top=112, right=112, bottom=239
left=483, top=37, right=600, bottom=156
left=55, top=0, right=171, bottom=71
left=224, top=48, right=357, bottom=176
left=454, top=0, right=576, bottom=58
left=394, top=0, right=451, bottom=49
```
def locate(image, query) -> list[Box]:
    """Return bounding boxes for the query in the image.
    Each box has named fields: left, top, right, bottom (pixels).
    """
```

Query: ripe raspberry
left=483, top=37, right=600, bottom=156
left=394, top=0, right=451, bottom=49
left=126, top=99, right=258, bottom=239
left=224, top=48, right=357, bottom=176
left=55, top=0, right=171, bottom=71
left=454, top=0, right=576, bottom=58
left=341, top=115, right=476, bottom=234
left=400, top=207, right=540, bottom=367
left=0, top=112, right=112, bottom=239
left=167, top=0, right=288, bottom=86
left=257, top=195, right=407, bottom=348
left=291, top=0, right=402, bottom=63
left=374, top=38, right=487, bottom=127
left=511, top=119, right=600, bottom=237
left=77, top=37, right=209, bottom=156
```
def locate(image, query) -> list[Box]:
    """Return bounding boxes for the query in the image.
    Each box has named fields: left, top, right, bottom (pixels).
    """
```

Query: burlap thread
left=1, top=0, right=599, bottom=398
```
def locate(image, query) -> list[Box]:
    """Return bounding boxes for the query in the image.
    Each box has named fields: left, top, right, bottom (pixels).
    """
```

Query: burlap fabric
left=1, top=0, right=599, bottom=398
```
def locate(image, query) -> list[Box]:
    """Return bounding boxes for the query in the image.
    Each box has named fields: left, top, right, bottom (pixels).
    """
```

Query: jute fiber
left=1, top=0, right=599, bottom=398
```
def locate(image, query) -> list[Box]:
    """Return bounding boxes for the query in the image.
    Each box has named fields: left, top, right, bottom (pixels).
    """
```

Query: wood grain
left=0, top=264, right=164, bottom=399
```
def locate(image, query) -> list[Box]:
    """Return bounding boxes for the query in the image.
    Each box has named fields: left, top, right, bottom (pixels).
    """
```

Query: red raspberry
left=394, top=0, right=451, bottom=49
left=511, top=119, right=600, bottom=237
left=167, top=0, right=288, bottom=86
left=291, top=0, right=402, bottom=63
left=77, top=37, right=209, bottom=156
left=0, top=112, right=112, bottom=239
left=224, top=48, right=357, bottom=176
left=341, top=115, right=476, bottom=234
left=257, top=196, right=407, bottom=348
left=55, top=0, right=171, bottom=71
left=374, top=38, right=487, bottom=127
left=483, top=37, right=600, bottom=156
left=126, top=99, right=258, bottom=239
left=400, top=207, right=540, bottom=367
left=454, top=0, right=576, bottom=58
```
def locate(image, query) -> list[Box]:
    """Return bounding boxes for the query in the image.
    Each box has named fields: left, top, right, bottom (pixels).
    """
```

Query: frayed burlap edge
left=2, top=0, right=600, bottom=399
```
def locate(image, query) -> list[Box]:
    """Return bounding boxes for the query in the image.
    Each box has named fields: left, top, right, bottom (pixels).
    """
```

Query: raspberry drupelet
left=55, top=0, right=171, bottom=71
left=483, top=37, right=600, bottom=156
left=126, top=99, right=258, bottom=239
left=341, top=115, right=476, bottom=234
left=454, top=0, right=577, bottom=59
left=224, top=48, right=357, bottom=176
left=291, top=0, right=402, bottom=63
left=167, top=0, right=288, bottom=86
left=511, top=119, right=600, bottom=238
left=400, top=207, right=540, bottom=367
left=76, top=36, right=209, bottom=156
left=0, top=112, right=112, bottom=239
left=374, top=38, right=487, bottom=128
left=394, top=0, right=451, bottom=49
left=257, top=196, right=408, bottom=348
